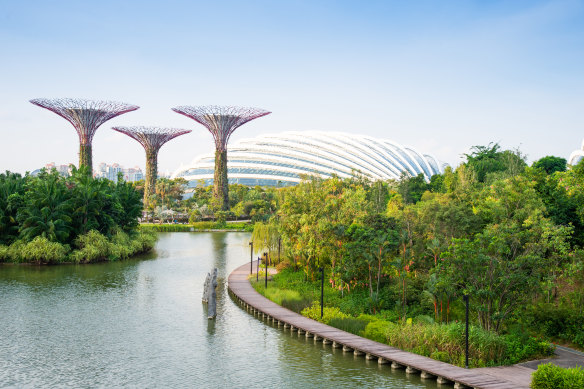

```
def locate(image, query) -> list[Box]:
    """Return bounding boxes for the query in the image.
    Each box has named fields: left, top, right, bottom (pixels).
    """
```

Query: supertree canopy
left=30, top=98, right=139, bottom=172
left=112, top=126, right=191, bottom=206
left=172, top=105, right=271, bottom=210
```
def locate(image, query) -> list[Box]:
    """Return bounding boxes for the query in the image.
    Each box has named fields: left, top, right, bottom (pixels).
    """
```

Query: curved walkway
left=228, top=261, right=529, bottom=389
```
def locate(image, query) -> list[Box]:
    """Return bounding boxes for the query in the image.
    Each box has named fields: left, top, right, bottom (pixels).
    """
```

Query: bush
left=275, top=261, right=291, bottom=272
left=0, top=238, right=69, bottom=264
left=362, top=319, right=391, bottom=343
left=18, top=236, right=69, bottom=264
left=69, top=230, right=156, bottom=263
left=70, top=230, right=111, bottom=263
left=329, top=317, right=370, bottom=335
left=531, top=363, right=584, bottom=389
left=0, top=245, right=8, bottom=262
left=301, top=302, right=349, bottom=324
left=528, top=304, right=584, bottom=349
left=503, top=331, right=555, bottom=364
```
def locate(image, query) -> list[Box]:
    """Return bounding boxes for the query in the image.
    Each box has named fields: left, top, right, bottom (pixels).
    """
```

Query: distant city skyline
left=38, top=162, right=146, bottom=183
left=1, top=0, right=583, bottom=174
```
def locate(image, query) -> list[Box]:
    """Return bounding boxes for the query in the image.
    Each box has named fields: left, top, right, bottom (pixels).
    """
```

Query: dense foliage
left=139, top=179, right=278, bottom=224
left=0, top=167, right=154, bottom=264
left=531, top=363, right=584, bottom=389
left=250, top=144, right=584, bottom=366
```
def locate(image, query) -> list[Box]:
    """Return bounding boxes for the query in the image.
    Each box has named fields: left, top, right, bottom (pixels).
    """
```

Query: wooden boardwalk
left=228, top=261, right=531, bottom=389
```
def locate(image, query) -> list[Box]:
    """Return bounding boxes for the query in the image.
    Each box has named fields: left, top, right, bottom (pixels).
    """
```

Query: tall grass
left=251, top=284, right=312, bottom=313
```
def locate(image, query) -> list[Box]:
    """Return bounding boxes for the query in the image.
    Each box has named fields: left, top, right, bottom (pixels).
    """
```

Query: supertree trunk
left=79, top=144, right=92, bottom=172
left=145, top=149, right=158, bottom=206
left=111, top=126, right=191, bottom=208
left=171, top=106, right=271, bottom=212
left=214, top=149, right=229, bottom=210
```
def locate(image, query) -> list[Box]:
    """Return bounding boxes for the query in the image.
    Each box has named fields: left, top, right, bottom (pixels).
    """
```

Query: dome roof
left=172, top=131, right=447, bottom=187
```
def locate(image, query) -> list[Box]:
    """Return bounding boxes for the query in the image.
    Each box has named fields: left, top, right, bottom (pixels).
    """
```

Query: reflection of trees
left=0, top=260, right=144, bottom=292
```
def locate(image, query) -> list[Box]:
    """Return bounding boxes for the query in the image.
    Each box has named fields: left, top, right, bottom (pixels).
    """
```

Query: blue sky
left=1, top=0, right=583, bottom=174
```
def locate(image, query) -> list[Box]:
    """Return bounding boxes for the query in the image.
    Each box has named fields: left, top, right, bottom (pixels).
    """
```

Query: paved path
left=228, top=261, right=531, bottom=389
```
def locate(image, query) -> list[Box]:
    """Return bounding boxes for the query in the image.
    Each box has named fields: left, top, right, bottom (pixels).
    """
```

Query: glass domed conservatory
left=172, top=131, right=447, bottom=187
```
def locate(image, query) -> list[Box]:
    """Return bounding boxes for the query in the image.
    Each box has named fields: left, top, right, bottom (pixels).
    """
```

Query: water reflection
left=0, top=232, right=436, bottom=388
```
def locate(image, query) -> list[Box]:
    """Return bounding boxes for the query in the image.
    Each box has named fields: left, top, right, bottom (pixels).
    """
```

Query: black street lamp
left=278, top=237, right=281, bottom=264
left=264, top=252, right=268, bottom=288
left=319, top=267, right=324, bottom=319
left=257, top=256, right=260, bottom=282
left=464, top=294, right=470, bottom=368
left=249, top=241, right=253, bottom=275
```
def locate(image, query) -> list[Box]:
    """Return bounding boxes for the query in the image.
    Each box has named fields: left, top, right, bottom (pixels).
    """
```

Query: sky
left=0, top=0, right=583, bottom=175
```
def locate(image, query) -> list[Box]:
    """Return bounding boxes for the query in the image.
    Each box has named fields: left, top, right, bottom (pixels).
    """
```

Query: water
left=0, top=232, right=437, bottom=388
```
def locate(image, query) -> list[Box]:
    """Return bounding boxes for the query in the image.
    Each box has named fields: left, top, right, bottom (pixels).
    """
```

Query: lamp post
left=264, top=252, right=268, bottom=289
left=319, top=267, right=324, bottom=319
left=249, top=242, right=253, bottom=275
left=278, top=237, right=281, bottom=265
left=257, top=256, right=259, bottom=282
left=464, top=294, right=469, bottom=368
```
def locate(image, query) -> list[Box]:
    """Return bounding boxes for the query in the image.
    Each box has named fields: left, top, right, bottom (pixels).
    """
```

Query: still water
left=0, top=232, right=438, bottom=388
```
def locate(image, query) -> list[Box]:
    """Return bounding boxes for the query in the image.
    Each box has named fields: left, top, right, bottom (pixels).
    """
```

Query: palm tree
left=18, top=170, right=72, bottom=243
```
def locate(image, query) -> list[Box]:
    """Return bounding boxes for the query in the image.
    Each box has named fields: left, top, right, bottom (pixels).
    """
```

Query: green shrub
left=6, top=240, right=26, bottom=262
left=531, top=363, right=584, bottom=389
left=362, top=319, right=391, bottom=343
left=414, top=315, right=435, bottom=325
left=528, top=304, right=584, bottom=348
left=0, top=238, right=69, bottom=264
left=503, top=331, right=555, bottom=364
left=70, top=230, right=111, bottom=263
left=0, top=245, right=8, bottom=262
left=329, top=317, right=370, bottom=335
left=18, top=236, right=70, bottom=264
left=301, top=302, right=349, bottom=324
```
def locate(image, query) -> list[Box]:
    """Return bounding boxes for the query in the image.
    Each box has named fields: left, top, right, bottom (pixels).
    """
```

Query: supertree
left=111, top=126, right=191, bottom=206
left=172, top=105, right=270, bottom=210
left=30, top=98, right=139, bottom=172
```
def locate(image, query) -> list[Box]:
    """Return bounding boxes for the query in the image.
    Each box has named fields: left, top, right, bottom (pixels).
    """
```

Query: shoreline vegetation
left=241, top=145, right=584, bottom=374
left=139, top=221, right=252, bottom=232
left=251, top=265, right=554, bottom=368
left=0, top=167, right=156, bottom=265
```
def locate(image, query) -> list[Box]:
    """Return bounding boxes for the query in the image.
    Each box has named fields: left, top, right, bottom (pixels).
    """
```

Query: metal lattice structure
left=30, top=98, right=139, bottom=172
left=172, top=105, right=271, bottom=210
left=112, top=126, right=191, bottom=206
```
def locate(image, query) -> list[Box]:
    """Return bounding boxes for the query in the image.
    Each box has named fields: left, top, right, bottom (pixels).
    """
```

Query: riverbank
left=228, top=260, right=530, bottom=389
left=139, top=221, right=252, bottom=232
left=0, top=229, right=156, bottom=265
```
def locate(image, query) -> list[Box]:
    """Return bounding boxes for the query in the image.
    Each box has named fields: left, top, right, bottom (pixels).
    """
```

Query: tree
left=0, top=171, right=26, bottom=244
left=532, top=156, right=567, bottom=174
left=464, top=143, right=526, bottom=183
left=17, top=170, right=72, bottom=243
left=440, top=176, right=571, bottom=332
